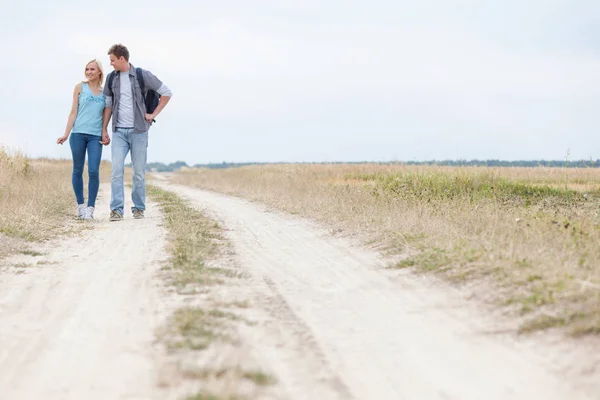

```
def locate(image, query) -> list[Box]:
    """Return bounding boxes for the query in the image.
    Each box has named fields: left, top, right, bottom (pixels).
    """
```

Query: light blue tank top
left=72, top=83, right=105, bottom=136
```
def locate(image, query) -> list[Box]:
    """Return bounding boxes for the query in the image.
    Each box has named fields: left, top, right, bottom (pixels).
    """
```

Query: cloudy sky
left=1, top=0, right=599, bottom=164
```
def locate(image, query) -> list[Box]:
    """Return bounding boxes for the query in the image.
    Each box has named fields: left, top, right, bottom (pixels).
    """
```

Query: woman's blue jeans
left=69, top=132, right=103, bottom=207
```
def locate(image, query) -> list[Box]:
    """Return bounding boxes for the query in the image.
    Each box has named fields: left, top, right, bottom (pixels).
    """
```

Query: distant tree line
left=128, top=161, right=189, bottom=172
left=403, top=159, right=600, bottom=168
left=135, top=159, right=600, bottom=172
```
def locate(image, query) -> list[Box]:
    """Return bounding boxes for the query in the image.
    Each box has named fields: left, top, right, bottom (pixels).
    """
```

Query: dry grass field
left=172, top=163, right=600, bottom=335
left=0, top=147, right=110, bottom=259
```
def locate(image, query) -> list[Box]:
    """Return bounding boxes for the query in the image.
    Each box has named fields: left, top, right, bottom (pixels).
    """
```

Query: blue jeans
left=69, top=132, right=103, bottom=207
left=110, top=128, right=148, bottom=214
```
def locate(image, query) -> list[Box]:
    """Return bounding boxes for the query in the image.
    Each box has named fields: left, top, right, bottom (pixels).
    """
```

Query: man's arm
left=147, top=95, right=171, bottom=121
left=142, top=69, right=172, bottom=121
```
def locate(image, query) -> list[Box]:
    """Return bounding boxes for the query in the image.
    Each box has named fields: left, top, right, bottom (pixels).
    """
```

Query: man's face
left=109, top=54, right=127, bottom=71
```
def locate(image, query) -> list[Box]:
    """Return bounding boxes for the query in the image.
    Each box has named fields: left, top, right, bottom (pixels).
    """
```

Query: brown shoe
left=133, top=209, right=145, bottom=219
left=109, top=210, right=124, bottom=221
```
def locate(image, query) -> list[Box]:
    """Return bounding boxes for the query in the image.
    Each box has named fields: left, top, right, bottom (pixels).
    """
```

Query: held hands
left=100, top=130, right=111, bottom=146
left=56, top=135, right=68, bottom=145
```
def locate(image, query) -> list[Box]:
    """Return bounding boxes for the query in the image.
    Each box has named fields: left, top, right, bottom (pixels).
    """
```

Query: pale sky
left=1, top=0, right=599, bottom=164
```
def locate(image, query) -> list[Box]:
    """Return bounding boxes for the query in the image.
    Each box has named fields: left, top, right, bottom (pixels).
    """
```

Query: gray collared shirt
left=103, top=63, right=172, bottom=133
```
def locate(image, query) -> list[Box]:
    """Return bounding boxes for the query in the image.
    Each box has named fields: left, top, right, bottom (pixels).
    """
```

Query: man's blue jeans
left=110, top=128, right=148, bottom=215
left=69, top=132, right=103, bottom=207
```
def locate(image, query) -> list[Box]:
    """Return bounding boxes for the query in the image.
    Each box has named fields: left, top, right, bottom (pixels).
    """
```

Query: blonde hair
left=84, top=59, right=104, bottom=87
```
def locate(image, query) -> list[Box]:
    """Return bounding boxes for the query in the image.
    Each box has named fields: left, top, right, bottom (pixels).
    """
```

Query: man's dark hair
left=108, top=44, right=129, bottom=61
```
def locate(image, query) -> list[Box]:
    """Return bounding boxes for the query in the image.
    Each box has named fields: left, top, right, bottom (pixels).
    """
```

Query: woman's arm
left=57, top=83, right=81, bottom=145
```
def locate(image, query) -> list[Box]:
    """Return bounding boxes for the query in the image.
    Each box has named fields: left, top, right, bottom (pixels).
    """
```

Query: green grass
left=162, top=307, right=239, bottom=351
left=181, top=367, right=276, bottom=388
left=353, top=171, right=587, bottom=207
left=13, top=262, right=33, bottom=268
left=19, top=249, right=45, bottom=256
left=0, top=226, right=36, bottom=241
left=147, top=185, right=229, bottom=290
left=241, top=370, right=277, bottom=386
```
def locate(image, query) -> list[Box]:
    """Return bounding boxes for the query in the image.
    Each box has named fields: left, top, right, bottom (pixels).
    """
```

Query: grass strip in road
left=147, top=185, right=229, bottom=290
left=147, top=185, right=275, bottom=399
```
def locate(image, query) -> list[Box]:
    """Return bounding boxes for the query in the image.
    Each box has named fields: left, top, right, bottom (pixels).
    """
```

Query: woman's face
left=85, top=62, right=101, bottom=81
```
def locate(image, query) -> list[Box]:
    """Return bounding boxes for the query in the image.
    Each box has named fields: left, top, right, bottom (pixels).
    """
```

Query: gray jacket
left=103, top=64, right=165, bottom=133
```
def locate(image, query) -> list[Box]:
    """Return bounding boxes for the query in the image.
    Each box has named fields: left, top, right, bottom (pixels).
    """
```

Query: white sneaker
left=84, top=206, right=95, bottom=220
left=77, top=204, right=86, bottom=219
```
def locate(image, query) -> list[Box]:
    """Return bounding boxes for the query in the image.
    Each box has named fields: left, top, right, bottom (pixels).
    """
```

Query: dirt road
left=0, top=180, right=598, bottom=399
left=0, top=186, right=171, bottom=400
left=155, top=181, right=600, bottom=400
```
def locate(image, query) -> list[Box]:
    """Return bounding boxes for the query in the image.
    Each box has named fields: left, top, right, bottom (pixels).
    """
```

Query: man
left=101, top=44, right=172, bottom=221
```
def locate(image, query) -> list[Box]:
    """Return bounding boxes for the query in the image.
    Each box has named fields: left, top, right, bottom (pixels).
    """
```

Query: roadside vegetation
left=0, top=147, right=109, bottom=261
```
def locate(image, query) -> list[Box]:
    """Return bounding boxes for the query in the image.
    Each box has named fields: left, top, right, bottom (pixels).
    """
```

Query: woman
left=57, top=59, right=110, bottom=220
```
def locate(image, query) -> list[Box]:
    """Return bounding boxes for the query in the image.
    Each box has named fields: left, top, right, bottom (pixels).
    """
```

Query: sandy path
left=157, top=181, right=600, bottom=400
left=0, top=185, right=171, bottom=400
left=1, top=179, right=598, bottom=400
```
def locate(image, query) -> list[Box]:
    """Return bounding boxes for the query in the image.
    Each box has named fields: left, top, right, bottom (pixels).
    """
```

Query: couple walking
left=57, top=43, right=172, bottom=221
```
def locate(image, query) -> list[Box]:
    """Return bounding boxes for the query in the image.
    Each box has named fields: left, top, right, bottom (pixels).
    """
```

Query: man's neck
left=122, top=63, right=131, bottom=73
